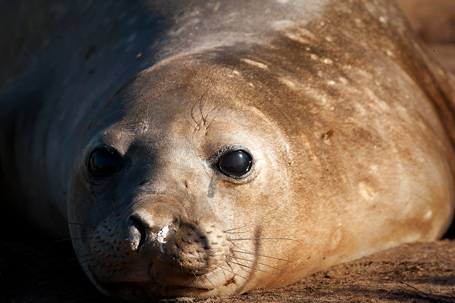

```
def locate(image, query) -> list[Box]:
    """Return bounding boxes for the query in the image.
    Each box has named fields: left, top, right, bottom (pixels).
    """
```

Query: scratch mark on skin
left=153, top=225, right=170, bottom=253
left=156, top=225, right=169, bottom=244
left=241, top=59, right=268, bottom=70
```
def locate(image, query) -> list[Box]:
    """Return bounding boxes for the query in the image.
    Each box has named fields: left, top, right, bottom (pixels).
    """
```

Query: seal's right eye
left=218, top=150, right=252, bottom=178
left=88, top=148, right=120, bottom=177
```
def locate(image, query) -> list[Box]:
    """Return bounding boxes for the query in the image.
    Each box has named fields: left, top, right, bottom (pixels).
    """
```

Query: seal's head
left=68, top=54, right=298, bottom=298
left=68, top=40, right=455, bottom=297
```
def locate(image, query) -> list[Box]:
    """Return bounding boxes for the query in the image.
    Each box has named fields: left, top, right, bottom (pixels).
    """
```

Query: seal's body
left=1, top=0, right=454, bottom=299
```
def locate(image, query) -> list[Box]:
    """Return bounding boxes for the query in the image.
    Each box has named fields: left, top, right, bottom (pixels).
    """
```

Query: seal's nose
left=126, top=199, right=185, bottom=251
left=127, top=216, right=148, bottom=250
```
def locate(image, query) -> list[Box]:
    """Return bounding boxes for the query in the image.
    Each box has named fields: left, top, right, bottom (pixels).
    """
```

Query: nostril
left=129, top=216, right=147, bottom=251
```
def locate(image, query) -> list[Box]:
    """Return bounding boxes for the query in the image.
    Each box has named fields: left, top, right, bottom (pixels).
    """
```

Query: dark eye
left=88, top=148, right=120, bottom=177
left=218, top=150, right=252, bottom=178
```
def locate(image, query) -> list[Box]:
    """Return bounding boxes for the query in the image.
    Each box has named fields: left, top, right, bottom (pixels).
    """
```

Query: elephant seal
left=1, top=0, right=455, bottom=299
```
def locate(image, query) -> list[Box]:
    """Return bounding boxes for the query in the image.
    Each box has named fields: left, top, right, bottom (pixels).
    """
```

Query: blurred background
left=397, top=0, right=455, bottom=74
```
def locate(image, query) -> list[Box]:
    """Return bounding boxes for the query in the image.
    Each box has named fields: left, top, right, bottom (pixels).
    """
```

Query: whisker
left=76, top=253, right=94, bottom=260
left=66, top=253, right=93, bottom=264
left=76, top=257, right=96, bottom=267
left=44, top=237, right=79, bottom=252
left=82, top=268, right=91, bottom=275
left=82, top=261, right=101, bottom=275
left=46, top=237, right=72, bottom=246
left=223, top=224, right=256, bottom=233
left=67, top=259, right=85, bottom=267
left=101, top=266, right=112, bottom=280
left=219, top=266, right=248, bottom=281
left=199, top=272, right=216, bottom=288
left=191, top=271, right=199, bottom=283
left=226, top=260, right=279, bottom=275
left=229, top=237, right=301, bottom=244
left=65, top=222, right=97, bottom=229
left=227, top=241, right=253, bottom=253
left=224, top=216, right=285, bottom=233
left=70, top=237, right=94, bottom=240
left=194, top=216, right=206, bottom=225
left=231, top=250, right=291, bottom=262
left=110, top=199, right=118, bottom=216
left=227, top=255, right=282, bottom=271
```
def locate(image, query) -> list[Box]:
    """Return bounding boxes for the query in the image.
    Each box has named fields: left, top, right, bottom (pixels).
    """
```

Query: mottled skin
left=1, top=0, right=455, bottom=300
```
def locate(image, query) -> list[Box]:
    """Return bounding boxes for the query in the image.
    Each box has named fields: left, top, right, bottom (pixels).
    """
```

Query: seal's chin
left=98, top=282, right=216, bottom=300
left=86, top=254, right=239, bottom=299
left=94, top=270, right=237, bottom=299
left=100, top=283, right=215, bottom=299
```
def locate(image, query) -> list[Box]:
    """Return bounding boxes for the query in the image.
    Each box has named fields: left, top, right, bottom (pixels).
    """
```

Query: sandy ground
left=1, top=0, right=454, bottom=302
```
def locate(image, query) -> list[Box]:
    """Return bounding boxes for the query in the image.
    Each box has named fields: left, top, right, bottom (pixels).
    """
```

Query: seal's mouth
left=99, top=282, right=215, bottom=299
left=91, top=262, right=237, bottom=299
left=99, top=275, right=238, bottom=300
left=146, top=262, right=230, bottom=289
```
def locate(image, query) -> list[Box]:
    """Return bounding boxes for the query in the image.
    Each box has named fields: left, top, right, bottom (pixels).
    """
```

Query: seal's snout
left=124, top=198, right=231, bottom=276
left=126, top=201, right=183, bottom=251
left=88, top=194, right=233, bottom=293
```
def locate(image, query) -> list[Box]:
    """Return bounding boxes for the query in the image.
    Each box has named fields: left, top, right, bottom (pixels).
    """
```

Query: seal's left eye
left=88, top=148, right=119, bottom=177
left=218, top=150, right=252, bottom=178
